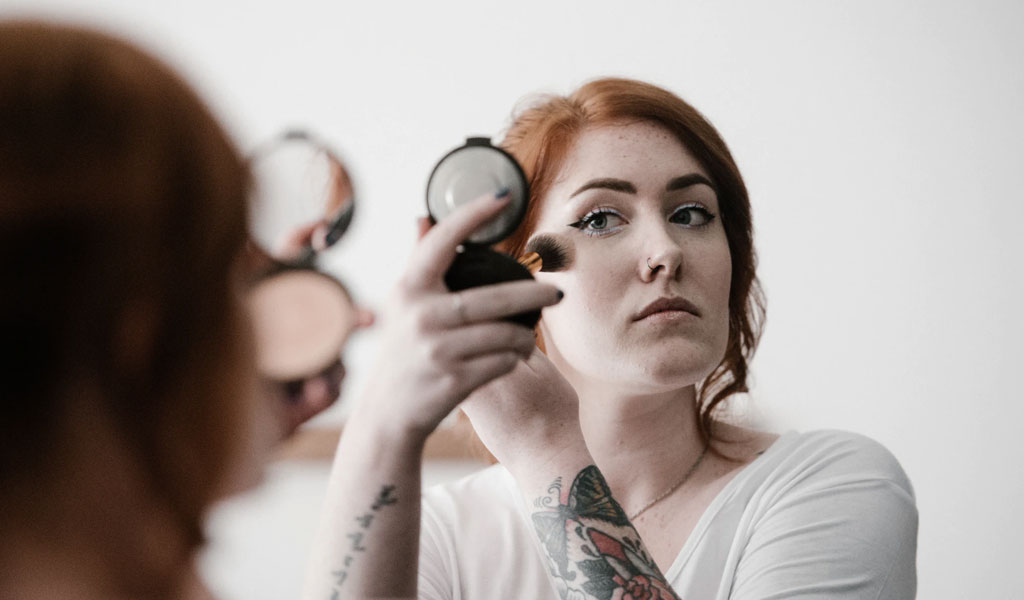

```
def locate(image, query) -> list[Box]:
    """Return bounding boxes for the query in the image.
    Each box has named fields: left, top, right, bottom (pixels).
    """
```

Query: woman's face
left=532, top=121, right=732, bottom=394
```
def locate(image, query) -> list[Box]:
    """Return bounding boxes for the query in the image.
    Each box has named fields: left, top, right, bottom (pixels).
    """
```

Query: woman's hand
left=305, top=192, right=563, bottom=599
left=351, top=192, right=564, bottom=445
left=460, top=347, right=588, bottom=478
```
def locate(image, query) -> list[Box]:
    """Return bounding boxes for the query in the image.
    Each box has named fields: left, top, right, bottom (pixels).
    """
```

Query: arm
left=301, top=193, right=562, bottom=600
left=302, top=416, right=425, bottom=599
left=461, top=352, right=683, bottom=600
left=517, top=457, right=683, bottom=600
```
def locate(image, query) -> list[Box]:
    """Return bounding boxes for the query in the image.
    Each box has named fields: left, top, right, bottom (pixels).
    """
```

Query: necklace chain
left=628, top=444, right=709, bottom=521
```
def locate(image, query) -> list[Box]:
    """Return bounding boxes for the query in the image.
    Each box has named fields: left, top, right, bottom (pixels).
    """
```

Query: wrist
left=502, top=430, right=594, bottom=490
left=344, top=400, right=431, bottom=457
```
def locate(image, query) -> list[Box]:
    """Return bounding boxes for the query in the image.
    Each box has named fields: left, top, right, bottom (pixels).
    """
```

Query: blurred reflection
left=246, top=130, right=362, bottom=435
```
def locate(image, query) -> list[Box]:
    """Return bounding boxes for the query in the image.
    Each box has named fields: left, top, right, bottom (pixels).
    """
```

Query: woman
left=306, top=78, right=916, bottom=599
left=423, top=78, right=919, bottom=599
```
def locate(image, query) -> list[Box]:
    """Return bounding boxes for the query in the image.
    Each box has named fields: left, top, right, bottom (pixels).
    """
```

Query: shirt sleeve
left=418, top=496, right=455, bottom=600
left=729, top=431, right=918, bottom=600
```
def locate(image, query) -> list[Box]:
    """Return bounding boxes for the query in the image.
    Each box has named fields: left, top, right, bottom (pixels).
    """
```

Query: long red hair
left=497, top=78, right=766, bottom=445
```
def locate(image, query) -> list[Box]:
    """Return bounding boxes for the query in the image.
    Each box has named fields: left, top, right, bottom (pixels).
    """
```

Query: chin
left=633, top=342, right=724, bottom=388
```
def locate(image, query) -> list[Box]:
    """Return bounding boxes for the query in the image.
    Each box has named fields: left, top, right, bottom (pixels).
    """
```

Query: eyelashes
left=669, top=204, right=716, bottom=227
left=568, top=206, right=624, bottom=236
left=568, top=204, right=716, bottom=236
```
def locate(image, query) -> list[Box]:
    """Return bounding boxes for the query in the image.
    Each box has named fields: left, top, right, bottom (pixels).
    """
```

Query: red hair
left=498, top=78, right=766, bottom=445
left=0, top=21, right=252, bottom=574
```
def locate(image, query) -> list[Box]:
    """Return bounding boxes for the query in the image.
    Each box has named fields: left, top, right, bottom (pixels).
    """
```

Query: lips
left=633, top=297, right=701, bottom=321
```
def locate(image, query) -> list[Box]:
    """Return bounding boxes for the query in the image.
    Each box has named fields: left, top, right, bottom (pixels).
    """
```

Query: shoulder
left=744, top=428, right=918, bottom=548
left=728, top=431, right=919, bottom=598
left=771, top=429, right=915, bottom=498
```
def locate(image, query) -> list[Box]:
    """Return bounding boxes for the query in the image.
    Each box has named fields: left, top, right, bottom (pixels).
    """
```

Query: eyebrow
left=666, top=173, right=716, bottom=193
left=569, top=173, right=716, bottom=199
left=569, top=178, right=636, bottom=198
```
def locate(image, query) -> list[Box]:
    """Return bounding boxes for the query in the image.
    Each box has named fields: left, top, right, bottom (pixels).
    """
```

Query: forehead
left=549, top=121, right=709, bottom=192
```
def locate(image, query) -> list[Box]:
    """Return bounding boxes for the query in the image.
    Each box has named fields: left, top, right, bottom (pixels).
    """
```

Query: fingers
left=437, top=322, right=536, bottom=361
left=425, top=280, right=562, bottom=329
left=354, top=307, right=375, bottom=329
left=403, top=191, right=511, bottom=290
left=416, top=216, right=432, bottom=240
left=275, top=220, right=319, bottom=258
left=450, top=351, right=522, bottom=399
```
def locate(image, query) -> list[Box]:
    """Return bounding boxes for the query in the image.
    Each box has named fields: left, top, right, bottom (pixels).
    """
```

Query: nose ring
left=646, top=258, right=657, bottom=272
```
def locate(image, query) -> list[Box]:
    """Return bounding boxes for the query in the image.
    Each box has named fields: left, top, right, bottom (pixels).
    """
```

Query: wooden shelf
left=273, top=415, right=493, bottom=464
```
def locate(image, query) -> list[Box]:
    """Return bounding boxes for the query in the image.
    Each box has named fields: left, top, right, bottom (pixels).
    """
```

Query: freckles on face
left=531, top=121, right=733, bottom=390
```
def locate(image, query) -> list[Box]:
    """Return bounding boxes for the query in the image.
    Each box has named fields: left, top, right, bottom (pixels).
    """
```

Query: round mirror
left=250, top=130, right=354, bottom=261
left=426, top=137, right=528, bottom=246
left=246, top=130, right=359, bottom=433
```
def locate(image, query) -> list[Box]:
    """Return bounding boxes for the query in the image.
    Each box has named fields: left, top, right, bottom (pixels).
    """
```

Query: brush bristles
left=523, top=234, right=572, bottom=272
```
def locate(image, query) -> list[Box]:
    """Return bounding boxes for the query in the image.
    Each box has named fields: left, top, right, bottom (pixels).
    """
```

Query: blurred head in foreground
left=0, top=20, right=274, bottom=599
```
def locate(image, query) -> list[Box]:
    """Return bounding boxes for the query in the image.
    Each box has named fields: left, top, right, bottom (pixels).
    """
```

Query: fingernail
left=556, top=289, right=564, bottom=301
left=495, top=187, right=510, bottom=199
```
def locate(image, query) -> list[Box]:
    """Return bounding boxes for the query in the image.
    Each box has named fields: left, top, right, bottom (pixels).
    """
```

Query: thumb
left=417, top=216, right=432, bottom=240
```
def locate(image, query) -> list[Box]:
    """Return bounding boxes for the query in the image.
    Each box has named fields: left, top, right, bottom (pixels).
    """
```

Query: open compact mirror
left=426, top=137, right=540, bottom=329
left=247, top=130, right=358, bottom=432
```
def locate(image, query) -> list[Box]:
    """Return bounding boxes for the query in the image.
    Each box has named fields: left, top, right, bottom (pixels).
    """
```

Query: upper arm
left=730, top=433, right=918, bottom=600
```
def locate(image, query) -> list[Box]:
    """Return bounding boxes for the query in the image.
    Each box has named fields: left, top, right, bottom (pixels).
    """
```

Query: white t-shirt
left=419, top=429, right=917, bottom=599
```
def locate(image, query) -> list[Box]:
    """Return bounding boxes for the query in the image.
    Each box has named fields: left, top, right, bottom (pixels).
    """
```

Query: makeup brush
left=520, top=234, right=574, bottom=273
left=519, top=251, right=542, bottom=274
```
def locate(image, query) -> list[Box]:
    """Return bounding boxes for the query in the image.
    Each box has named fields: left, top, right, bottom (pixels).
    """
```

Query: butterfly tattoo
left=531, top=465, right=630, bottom=580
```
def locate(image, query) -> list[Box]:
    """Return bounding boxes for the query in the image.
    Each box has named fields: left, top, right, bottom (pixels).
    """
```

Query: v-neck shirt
left=419, top=429, right=917, bottom=599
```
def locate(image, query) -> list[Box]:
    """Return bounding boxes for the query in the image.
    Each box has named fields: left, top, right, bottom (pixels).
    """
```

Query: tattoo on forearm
left=531, top=466, right=681, bottom=600
left=328, top=484, right=399, bottom=599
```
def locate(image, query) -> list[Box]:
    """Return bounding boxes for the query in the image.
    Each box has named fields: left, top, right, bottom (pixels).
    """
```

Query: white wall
left=3, top=1, right=1021, bottom=597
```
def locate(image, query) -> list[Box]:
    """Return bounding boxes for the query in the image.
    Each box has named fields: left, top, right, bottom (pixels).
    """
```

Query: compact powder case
left=426, top=137, right=539, bottom=328
left=246, top=129, right=359, bottom=427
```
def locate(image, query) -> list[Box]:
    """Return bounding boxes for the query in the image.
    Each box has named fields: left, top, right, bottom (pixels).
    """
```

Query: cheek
left=696, top=238, right=733, bottom=346
left=537, top=249, right=632, bottom=353
left=710, top=246, right=732, bottom=307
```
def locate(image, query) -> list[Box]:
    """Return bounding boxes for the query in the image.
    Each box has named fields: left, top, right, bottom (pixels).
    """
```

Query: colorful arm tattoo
left=531, top=466, right=681, bottom=600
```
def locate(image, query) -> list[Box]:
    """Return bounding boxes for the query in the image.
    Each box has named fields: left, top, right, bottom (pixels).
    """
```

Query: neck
left=567, top=370, right=707, bottom=515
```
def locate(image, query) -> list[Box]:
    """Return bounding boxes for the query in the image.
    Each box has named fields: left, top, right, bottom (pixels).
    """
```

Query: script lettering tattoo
left=531, top=466, right=681, bottom=600
left=327, top=484, right=398, bottom=599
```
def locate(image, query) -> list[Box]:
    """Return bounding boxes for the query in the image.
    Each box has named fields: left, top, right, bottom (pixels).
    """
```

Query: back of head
left=0, top=20, right=252, bottom=559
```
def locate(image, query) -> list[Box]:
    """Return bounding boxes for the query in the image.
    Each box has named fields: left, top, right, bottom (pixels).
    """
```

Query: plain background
left=3, top=1, right=1022, bottom=598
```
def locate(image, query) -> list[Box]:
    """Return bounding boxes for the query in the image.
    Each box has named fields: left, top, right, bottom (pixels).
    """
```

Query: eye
left=670, top=204, right=715, bottom=228
left=568, top=208, right=625, bottom=236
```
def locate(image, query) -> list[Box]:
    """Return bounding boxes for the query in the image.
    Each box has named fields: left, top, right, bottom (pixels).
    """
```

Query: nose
left=639, top=224, right=684, bottom=283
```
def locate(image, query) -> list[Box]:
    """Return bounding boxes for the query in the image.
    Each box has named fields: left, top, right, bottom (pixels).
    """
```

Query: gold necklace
left=628, top=444, right=709, bottom=521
